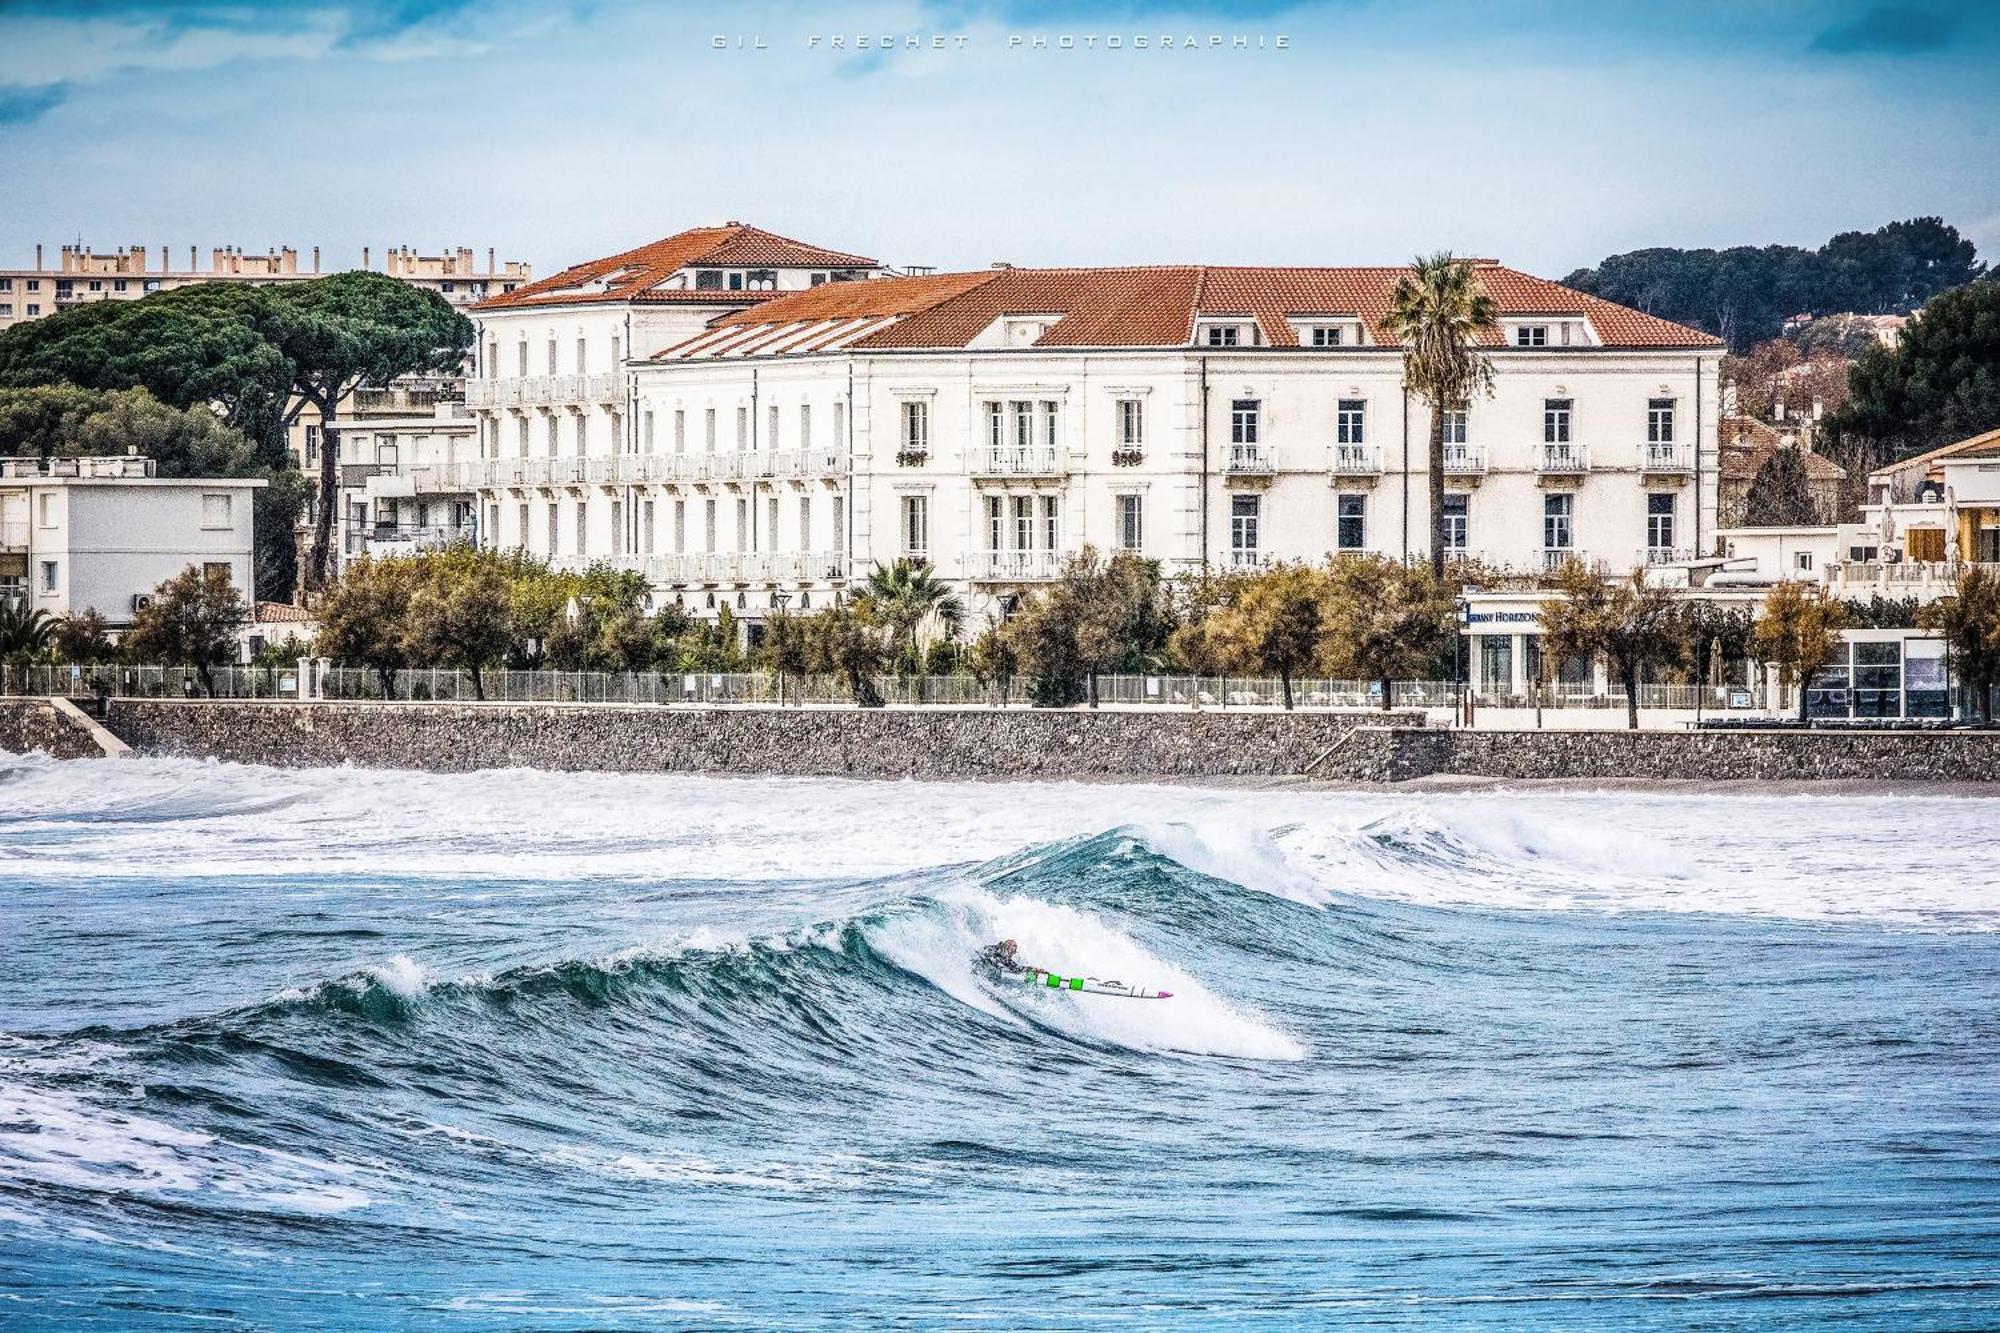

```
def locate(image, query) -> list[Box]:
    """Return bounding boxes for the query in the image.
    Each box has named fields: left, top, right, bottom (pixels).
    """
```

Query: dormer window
left=1205, top=325, right=1242, bottom=347
left=727, top=272, right=744, bottom=291
left=745, top=269, right=777, bottom=291
left=1515, top=324, right=1549, bottom=347
left=694, top=270, right=723, bottom=290
left=1310, top=325, right=1344, bottom=347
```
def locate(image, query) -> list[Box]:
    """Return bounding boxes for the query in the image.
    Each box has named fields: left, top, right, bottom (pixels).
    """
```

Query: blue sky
left=0, top=0, right=1995, bottom=279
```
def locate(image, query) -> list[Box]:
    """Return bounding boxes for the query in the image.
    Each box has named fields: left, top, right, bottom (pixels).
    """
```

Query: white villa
left=0, top=456, right=261, bottom=625
left=441, top=223, right=1722, bottom=630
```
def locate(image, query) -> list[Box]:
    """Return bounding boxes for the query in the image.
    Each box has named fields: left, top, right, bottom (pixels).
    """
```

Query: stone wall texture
left=102, top=700, right=1425, bottom=779
left=0, top=699, right=109, bottom=761
left=65, top=702, right=2000, bottom=783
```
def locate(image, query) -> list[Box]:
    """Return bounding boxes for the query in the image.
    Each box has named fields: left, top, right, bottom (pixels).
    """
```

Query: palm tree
left=858, top=558, right=963, bottom=673
left=1378, top=253, right=1499, bottom=579
left=0, top=603, right=57, bottom=660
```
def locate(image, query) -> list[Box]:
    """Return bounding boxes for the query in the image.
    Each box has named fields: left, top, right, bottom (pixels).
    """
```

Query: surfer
left=982, top=939, right=1050, bottom=981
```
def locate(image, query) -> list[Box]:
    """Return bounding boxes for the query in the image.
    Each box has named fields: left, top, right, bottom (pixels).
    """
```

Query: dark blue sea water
left=2, top=754, right=1997, bottom=1329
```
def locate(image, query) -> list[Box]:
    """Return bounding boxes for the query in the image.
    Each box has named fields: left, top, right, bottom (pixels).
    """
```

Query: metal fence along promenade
left=8, top=664, right=1463, bottom=710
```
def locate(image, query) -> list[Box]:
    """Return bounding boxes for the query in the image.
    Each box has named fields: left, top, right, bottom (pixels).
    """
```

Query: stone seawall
left=1402, top=727, right=2000, bottom=783
left=0, top=698, right=113, bottom=760
left=102, top=700, right=1424, bottom=779
left=58, top=701, right=2000, bottom=783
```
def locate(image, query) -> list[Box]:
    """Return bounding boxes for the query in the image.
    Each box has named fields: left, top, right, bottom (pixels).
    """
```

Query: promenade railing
left=8, top=663, right=1467, bottom=710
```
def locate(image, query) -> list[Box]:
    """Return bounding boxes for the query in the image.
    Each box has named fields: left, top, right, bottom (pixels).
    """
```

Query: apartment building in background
left=0, top=243, right=532, bottom=332
left=0, top=456, right=261, bottom=624
left=452, top=246, right=1721, bottom=628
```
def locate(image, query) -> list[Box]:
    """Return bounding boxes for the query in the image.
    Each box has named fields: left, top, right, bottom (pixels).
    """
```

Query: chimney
left=487, top=246, right=495, bottom=273
left=190, top=245, right=197, bottom=271
left=35, top=243, right=43, bottom=269
left=312, top=245, right=321, bottom=274
left=363, top=245, right=371, bottom=270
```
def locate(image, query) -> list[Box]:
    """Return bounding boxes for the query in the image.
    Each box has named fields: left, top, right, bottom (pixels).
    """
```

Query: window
left=1336, top=493, right=1366, bottom=550
left=37, top=492, right=57, bottom=527
left=1543, top=398, right=1572, bottom=444
left=611, top=336, right=621, bottom=366
left=704, top=408, right=717, bottom=452
left=200, top=493, right=232, bottom=529
left=799, top=404, right=811, bottom=448
left=376, top=438, right=399, bottom=467
left=39, top=560, right=58, bottom=593
left=767, top=403, right=780, bottom=450
left=766, top=496, right=779, bottom=550
left=643, top=411, right=656, bottom=452
left=901, top=495, right=929, bottom=556
left=517, top=417, right=531, bottom=458
left=1231, top=399, right=1260, bottom=445
left=517, top=342, right=528, bottom=376
left=728, top=272, right=744, bottom=291
left=575, top=337, right=587, bottom=374
left=833, top=401, right=846, bottom=445
left=547, top=413, right=561, bottom=456
left=695, top=269, right=723, bottom=290
left=1042, top=495, right=1059, bottom=551
left=1543, top=493, right=1573, bottom=551
left=574, top=499, right=588, bottom=555
left=1795, top=550, right=1814, bottom=572
left=1441, top=405, right=1468, bottom=444
left=1647, top=493, right=1676, bottom=552
left=1337, top=399, right=1366, bottom=445
left=704, top=498, right=717, bottom=553
left=735, top=498, right=748, bottom=552
left=546, top=502, right=558, bottom=550
left=1231, top=495, right=1261, bottom=557
left=672, top=409, right=686, bottom=452
left=735, top=406, right=748, bottom=449
left=1041, top=400, right=1060, bottom=449
left=25, top=305, right=38, bottom=316
left=901, top=400, right=929, bottom=454
left=799, top=496, right=811, bottom=552
left=611, top=500, right=624, bottom=555
left=1117, top=494, right=1144, bottom=551
left=1515, top=325, right=1549, bottom=347
left=1441, top=494, right=1469, bottom=551
left=547, top=339, right=557, bottom=376
left=1013, top=496, right=1034, bottom=550
left=1310, top=325, right=1343, bottom=347
left=0, top=305, right=11, bottom=318
left=831, top=494, right=844, bottom=548
left=1117, top=398, right=1144, bottom=448
left=517, top=502, right=529, bottom=545
left=674, top=500, right=687, bottom=553
left=1010, top=400, right=1033, bottom=450
left=985, top=496, right=1004, bottom=550
left=1204, top=324, right=1242, bottom=347
left=1648, top=398, right=1676, bottom=444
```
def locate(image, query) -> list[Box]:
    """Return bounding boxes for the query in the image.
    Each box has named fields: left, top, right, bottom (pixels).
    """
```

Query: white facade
left=0, top=457, right=261, bottom=624
left=449, top=252, right=1721, bottom=626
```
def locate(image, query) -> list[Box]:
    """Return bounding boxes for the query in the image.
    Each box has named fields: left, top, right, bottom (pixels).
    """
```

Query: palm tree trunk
left=1427, top=411, right=1448, bottom=581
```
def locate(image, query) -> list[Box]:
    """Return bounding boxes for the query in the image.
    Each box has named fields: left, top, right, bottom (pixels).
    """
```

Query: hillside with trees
left=1564, top=217, right=1986, bottom=351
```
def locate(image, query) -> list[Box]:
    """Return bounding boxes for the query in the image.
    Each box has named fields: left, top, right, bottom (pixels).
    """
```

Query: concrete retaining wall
left=102, top=700, right=1423, bottom=779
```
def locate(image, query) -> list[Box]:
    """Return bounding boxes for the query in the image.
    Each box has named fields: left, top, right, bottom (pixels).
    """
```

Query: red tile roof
left=476, top=224, right=879, bottom=311
left=662, top=262, right=1721, bottom=356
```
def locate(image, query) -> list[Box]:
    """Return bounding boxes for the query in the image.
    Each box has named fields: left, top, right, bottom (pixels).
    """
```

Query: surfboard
left=1024, top=970, right=1172, bottom=1000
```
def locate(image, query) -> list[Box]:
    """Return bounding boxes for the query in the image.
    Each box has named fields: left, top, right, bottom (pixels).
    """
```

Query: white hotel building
left=462, top=224, right=1721, bottom=626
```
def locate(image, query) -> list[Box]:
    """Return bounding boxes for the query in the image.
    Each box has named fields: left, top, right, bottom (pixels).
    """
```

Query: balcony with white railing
left=364, top=524, right=477, bottom=557
left=1224, top=443, right=1274, bottom=475
left=408, top=462, right=476, bottom=494
left=967, top=548, right=1069, bottom=581
left=1538, top=442, right=1589, bottom=474
left=1641, top=441, right=1692, bottom=474
left=1639, top=546, right=1695, bottom=567
left=969, top=447, right=1066, bottom=478
left=1541, top=547, right=1583, bottom=572
left=1331, top=443, right=1380, bottom=475
left=1, top=519, right=28, bottom=550
left=585, top=373, right=623, bottom=404
left=1223, top=548, right=1272, bottom=570
left=1442, top=443, right=1486, bottom=476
